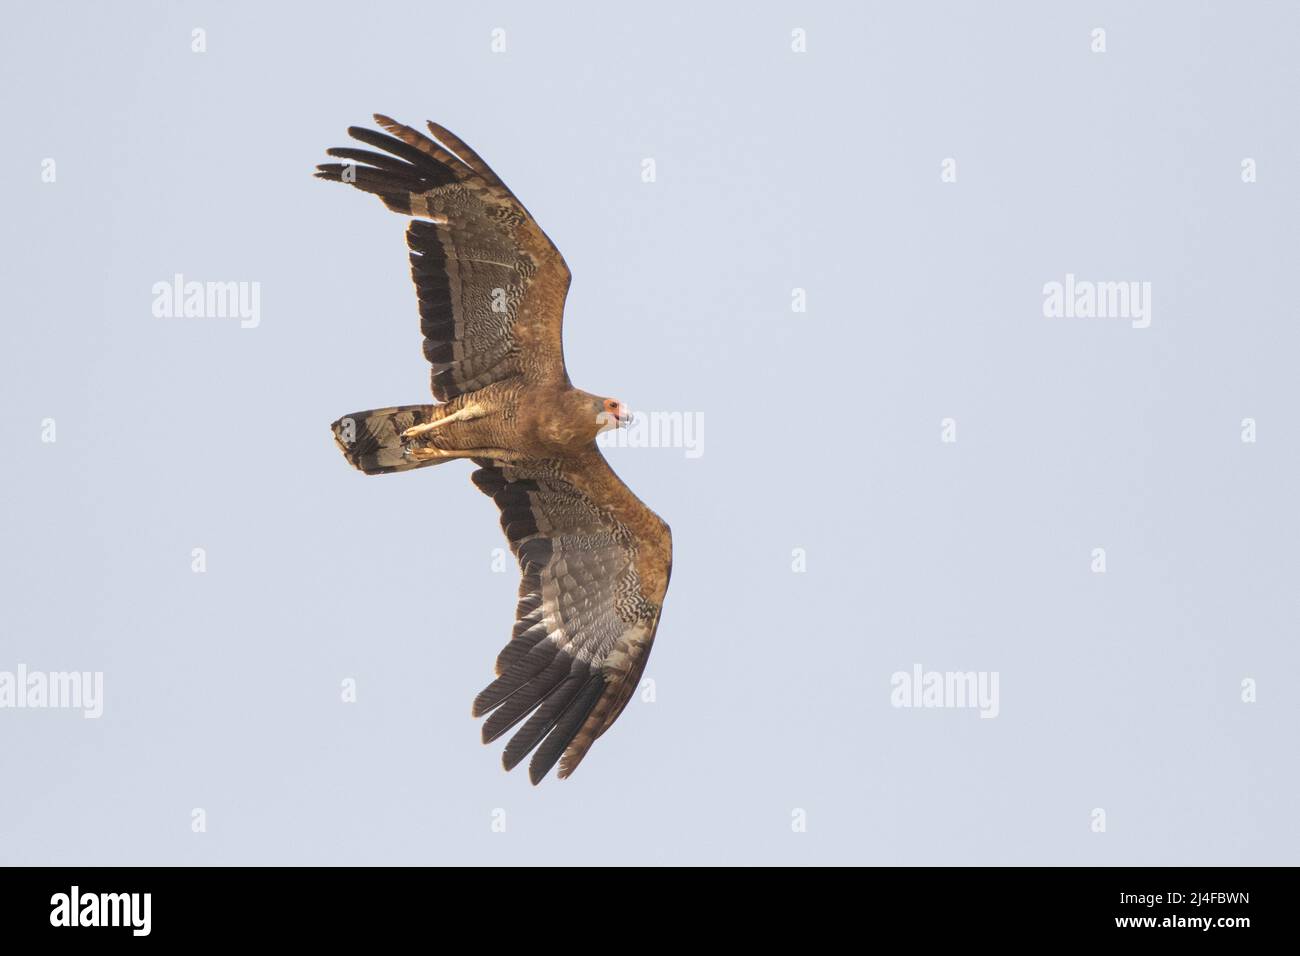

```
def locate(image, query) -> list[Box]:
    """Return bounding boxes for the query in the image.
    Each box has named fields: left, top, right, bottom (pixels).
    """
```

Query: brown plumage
left=317, top=115, right=672, bottom=784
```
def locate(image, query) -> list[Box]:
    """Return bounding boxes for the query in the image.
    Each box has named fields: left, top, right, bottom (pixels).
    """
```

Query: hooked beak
left=602, top=402, right=632, bottom=429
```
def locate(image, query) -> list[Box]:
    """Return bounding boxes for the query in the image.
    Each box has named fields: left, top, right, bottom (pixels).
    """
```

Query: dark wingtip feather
left=497, top=672, right=588, bottom=773
left=477, top=655, right=574, bottom=745
left=499, top=673, right=597, bottom=778
left=473, top=643, right=564, bottom=725
left=527, top=678, right=604, bottom=784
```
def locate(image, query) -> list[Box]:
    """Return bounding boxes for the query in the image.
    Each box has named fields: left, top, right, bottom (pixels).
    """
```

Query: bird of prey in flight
left=316, top=116, right=672, bottom=784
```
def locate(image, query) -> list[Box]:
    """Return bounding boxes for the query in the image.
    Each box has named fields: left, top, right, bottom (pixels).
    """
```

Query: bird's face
left=595, top=396, right=633, bottom=433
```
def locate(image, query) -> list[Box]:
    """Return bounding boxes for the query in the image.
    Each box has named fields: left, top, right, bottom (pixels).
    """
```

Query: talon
left=402, top=421, right=441, bottom=439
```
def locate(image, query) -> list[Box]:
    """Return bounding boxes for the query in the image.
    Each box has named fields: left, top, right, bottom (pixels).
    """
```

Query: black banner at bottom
left=0, top=866, right=1280, bottom=941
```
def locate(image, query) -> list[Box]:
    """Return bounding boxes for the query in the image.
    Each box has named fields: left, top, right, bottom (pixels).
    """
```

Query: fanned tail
left=331, top=405, right=453, bottom=475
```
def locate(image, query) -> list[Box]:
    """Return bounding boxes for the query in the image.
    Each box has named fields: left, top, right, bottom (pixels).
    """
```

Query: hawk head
left=595, top=396, right=633, bottom=432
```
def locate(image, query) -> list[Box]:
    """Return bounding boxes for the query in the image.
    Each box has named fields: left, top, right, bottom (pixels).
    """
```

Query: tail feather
left=331, top=405, right=450, bottom=475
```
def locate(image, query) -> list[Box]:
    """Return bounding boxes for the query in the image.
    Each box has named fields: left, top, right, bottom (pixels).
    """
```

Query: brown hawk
left=316, top=116, right=672, bottom=784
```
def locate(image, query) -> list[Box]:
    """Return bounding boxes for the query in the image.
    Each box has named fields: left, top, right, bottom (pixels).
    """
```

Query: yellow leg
left=401, top=403, right=485, bottom=439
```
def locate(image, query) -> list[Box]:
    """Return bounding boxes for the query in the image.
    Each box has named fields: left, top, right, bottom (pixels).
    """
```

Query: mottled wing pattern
left=469, top=450, right=672, bottom=784
left=315, top=115, right=570, bottom=400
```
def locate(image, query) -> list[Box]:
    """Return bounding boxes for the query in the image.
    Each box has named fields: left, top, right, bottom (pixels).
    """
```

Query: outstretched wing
left=469, top=448, right=672, bottom=784
left=316, top=115, right=571, bottom=400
